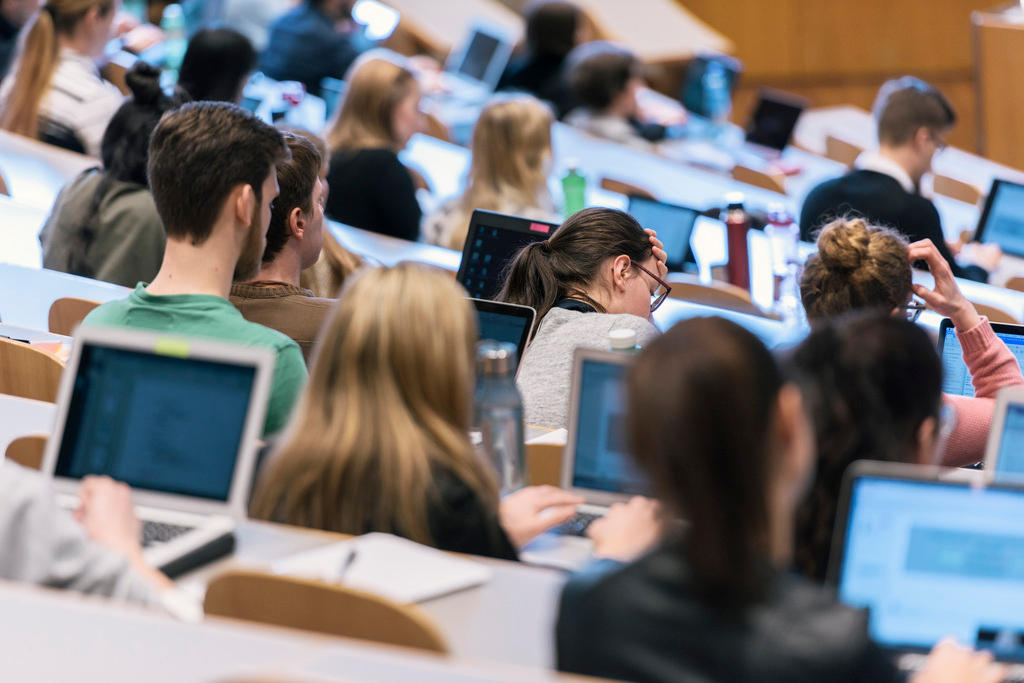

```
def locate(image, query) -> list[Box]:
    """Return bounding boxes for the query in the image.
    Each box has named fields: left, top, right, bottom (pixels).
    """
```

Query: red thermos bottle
left=724, top=193, right=750, bottom=290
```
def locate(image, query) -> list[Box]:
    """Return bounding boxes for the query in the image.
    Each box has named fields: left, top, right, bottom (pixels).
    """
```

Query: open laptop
left=973, top=178, right=1024, bottom=258
left=830, top=461, right=1024, bottom=675
left=441, top=22, right=515, bottom=102
left=41, top=326, right=273, bottom=578
left=982, top=386, right=1024, bottom=483
left=470, top=298, right=536, bottom=363
left=626, top=195, right=699, bottom=272
left=743, top=88, right=808, bottom=158
left=937, top=317, right=1024, bottom=396
left=456, top=209, right=561, bottom=301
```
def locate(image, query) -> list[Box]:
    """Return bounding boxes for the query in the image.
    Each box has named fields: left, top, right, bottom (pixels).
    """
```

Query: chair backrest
left=971, top=300, right=1021, bottom=325
left=668, top=273, right=777, bottom=318
left=407, top=165, right=433, bottom=194
left=0, top=337, right=64, bottom=402
left=599, top=177, right=656, bottom=200
left=5, top=435, right=47, bottom=470
left=526, top=442, right=562, bottom=487
left=204, top=569, right=448, bottom=654
left=1005, top=276, right=1024, bottom=293
left=0, top=166, right=9, bottom=197
left=932, top=174, right=984, bottom=206
left=48, top=297, right=100, bottom=336
left=824, top=134, right=864, bottom=167
left=730, top=164, right=786, bottom=194
left=421, top=113, right=452, bottom=144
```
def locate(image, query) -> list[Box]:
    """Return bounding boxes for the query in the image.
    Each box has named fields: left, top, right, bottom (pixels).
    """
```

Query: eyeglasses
left=631, top=260, right=672, bottom=312
left=929, top=130, right=948, bottom=152
left=902, top=296, right=927, bottom=322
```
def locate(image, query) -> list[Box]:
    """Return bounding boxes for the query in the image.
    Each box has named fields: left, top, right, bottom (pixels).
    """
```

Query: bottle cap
left=476, top=340, right=518, bottom=376
left=564, top=157, right=581, bottom=172
left=608, top=328, right=638, bottom=350
left=724, top=191, right=745, bottom=210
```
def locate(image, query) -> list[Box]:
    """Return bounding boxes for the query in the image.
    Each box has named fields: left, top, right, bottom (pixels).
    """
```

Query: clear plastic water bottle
left=561, top=159, right=586, bottom=218
left=475, top=341, right=526, bottom=494
left=160, top=4, right=187, bottom=78
left=764, top=203, right=802, bottom=325
left=608, top=328, right=641, bottom=353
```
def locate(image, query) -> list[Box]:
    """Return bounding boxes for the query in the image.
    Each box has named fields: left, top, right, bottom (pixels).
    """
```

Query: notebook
left=42, top=326, right=272, bottom=578
left=973, top=178, right=1024, bottom=257
left=470, top=298, right=536, bottom=363
left=626, top=195, right=699, bottom=272
left=937, top=318, right=1024, bottom=397
left=456, top=209, right=561, bottom=301
left=983, top=386, right=1024, bottom=482
left=830, top=461, right=1024, bottom=673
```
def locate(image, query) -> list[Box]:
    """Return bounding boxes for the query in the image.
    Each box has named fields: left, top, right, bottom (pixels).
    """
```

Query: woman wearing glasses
left=497, top=208, right=671, bottom=430
left=799, top=217, right=1023, bottom=467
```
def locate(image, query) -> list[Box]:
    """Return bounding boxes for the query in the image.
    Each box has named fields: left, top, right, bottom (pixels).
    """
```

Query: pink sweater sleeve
left=942, top=318, right=1024, bottom=467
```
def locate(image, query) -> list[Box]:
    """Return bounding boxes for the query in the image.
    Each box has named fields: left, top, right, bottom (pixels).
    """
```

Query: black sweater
left=800, top=169, right=988, bottom=282
left=324, top=148, right=421, bottom=242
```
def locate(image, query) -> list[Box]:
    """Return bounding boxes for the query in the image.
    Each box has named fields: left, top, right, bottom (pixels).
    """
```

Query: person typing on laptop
left=556, top=317, right=1003, bottom=682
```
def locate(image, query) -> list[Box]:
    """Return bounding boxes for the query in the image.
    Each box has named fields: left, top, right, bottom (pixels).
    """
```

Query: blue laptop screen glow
left=54, top=344, right=255, bottom=501
left=995, top=403, right=1024, bottom=479
left=627, top=196, right=697, bottom=271
left=571, top=358, right=649, bottom=495
left=983, top=182, right=1024, bottom=256
left=941, top=328, right=1024, bottom=396
left=838, top=476, right=1024, bottom=661
left=476, top=309, right=529, bottom=350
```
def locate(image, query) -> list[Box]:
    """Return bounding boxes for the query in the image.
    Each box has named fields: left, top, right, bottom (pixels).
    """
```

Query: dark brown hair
left=496, top=207, right=652, bottom=320
left=873, top=76, right=956, bottom=147
left=628, top=317, right=783, bottom=609
left=263, top=132, right=324, bottom=263
left=525, top=0, right=581, bottom=58
left=565, top=41, right=640, bottom=111
left=800, top=217, right=911, bottom=320
left=786, top=314, right=942, bottom=582
left=147, top=102, right=289, bottom=245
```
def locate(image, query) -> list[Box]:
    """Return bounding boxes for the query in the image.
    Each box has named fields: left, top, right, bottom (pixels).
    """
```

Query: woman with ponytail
left=39, top=63, right=189, bottom=286
left=0, top=0, right=123, bottom=155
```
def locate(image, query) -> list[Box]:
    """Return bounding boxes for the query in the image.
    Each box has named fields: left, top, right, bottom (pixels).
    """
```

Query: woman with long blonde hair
left=425, top=94, right=559, bottom=251
left=322, top=52, right=424, bottom=241
left=251, top=262, right=581, bottom=558
left=0, top=0, right=124, bottom=155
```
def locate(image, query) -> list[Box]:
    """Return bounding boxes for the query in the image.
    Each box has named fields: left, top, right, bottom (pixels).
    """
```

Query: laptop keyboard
left=900, top=653, right=1024, bottom=682
left=141, top=521, right=192, bottom=547
left=553, top=511, right=603, bottom=537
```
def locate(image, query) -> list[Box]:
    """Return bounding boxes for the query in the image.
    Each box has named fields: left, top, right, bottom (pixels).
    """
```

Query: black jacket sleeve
left=427, top=469, right=518, bottom=561
left=910, top=199, right=988, bottom=282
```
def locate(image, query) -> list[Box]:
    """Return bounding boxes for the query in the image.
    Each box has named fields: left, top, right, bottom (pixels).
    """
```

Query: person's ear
left=915, top=416, right=938, bottom=465
left=288, top=206, right=305, bottom=241
left=234, top=184, right=256, bottom=228
left=774, top=384, right=816, bottom=495
left=611, top=254, right=632, bottom=292
left=914, top=126, right=931, bottom=151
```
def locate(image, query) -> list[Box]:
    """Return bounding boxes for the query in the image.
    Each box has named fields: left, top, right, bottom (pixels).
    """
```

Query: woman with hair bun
left=40, top=63, right=190, bottom=286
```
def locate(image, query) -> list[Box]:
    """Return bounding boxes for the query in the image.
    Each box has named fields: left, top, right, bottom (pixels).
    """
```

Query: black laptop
left=456, top=209, right=561, bottom=301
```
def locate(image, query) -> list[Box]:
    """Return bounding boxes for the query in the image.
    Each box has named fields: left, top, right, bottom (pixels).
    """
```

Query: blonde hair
left=0, top=0, right=115, bottom=139
left=251, top=263, right=499, bottom=544
left=445, top=95, right=555, bottom=250
left=323, top=52, right=417, bottom=153
left=799, top=217, right=911, bottom=320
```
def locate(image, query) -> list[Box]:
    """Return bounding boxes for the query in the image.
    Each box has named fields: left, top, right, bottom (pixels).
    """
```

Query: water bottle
left=702, top=59, right=732, bottom=132
left=608, top=328, right=641, bottom=353
left=474, top=341, right=526, bottom=494
left=160, top=4, right=187, bottom=79
left=764, top=205, right=802, bottom=325
left=561, top=159, right=586, bottom=218
left=723, top=192, right=751, bottom=290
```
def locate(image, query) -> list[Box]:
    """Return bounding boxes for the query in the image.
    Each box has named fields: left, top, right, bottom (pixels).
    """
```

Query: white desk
left=329, top=220, right=462, bottom=272
left=0, top=394, right=55, bottom=456
left=0, top=130, right=95, bottom=210
left=0, top=263, right=129, bottom=330
left=0, top=195, right=49, bottom=268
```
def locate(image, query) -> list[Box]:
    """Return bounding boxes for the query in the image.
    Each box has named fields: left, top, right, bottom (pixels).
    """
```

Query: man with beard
left=84, top=102, right=306, bottom=436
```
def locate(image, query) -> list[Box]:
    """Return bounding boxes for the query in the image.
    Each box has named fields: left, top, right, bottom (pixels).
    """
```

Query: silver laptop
left=41, top=326, right=273, bottom=577
left=983, top=386, right=1024, bottom=483
left=441, top=21, right=515, bottom=102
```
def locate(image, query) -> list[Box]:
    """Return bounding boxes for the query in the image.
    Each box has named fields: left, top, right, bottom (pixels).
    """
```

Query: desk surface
left=0, top=393, right=54, bottom=457
left=0, top=263, right=129, bottom=331
left=0, top=130, right=95, bottom=210
left=0, top=195, right=49, bottom=268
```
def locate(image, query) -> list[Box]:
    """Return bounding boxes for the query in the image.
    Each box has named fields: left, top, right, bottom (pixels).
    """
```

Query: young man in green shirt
left=84, top=102, right=307, bottom=435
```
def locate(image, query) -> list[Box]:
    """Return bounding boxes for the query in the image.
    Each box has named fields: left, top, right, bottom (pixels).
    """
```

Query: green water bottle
left=561, top=160, right=586, bottom=218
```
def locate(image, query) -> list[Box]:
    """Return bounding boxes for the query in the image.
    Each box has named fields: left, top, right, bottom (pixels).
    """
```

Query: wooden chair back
left=526, top=442, right=563, bottom=487
left=599, top=177, right=656, bottom=200
left=1005, top=276, right=1024, bottom=293
left=971, top=301, right=1021, bottom=325
left=204, top=569, right=449, bottom=654
left=932, top=174, right=984, bottom=206
left=668, top=274, right=775, bottom=318
left=0, top=166, right=9, bottom=196
left=48, top=297, right=100, bottom=336
left=730, top=165, right=786, bottom=194
left=0, top=337, right=64, bottom=402
left=407, top=166, right=433, bottom=194
left=421, top=113, right=452, bottom=144
left=5, top=435, right=47, bottom=470
left=824, top=135, right=864, bottom=167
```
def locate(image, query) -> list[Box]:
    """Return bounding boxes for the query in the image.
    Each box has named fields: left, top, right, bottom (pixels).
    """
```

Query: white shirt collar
left=854, top=151, right=916, bottom=194
left=58, top=47, right=101, bottom=77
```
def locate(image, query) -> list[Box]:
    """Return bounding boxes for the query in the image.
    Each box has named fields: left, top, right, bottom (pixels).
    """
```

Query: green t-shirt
left=83, top=284, right=307, bottom=436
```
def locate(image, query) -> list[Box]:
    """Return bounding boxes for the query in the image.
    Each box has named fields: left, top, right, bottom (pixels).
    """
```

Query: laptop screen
left=571, top=357, right=649, bottom=495
left=837, top=475, right=1024, bottom=661
left=456, top=210, right=560, bottom=301
left=455, top=30, right=502, bottom=83
left=471, top=299, right=534, bottom=363
left=976, top=180, right=1024, bottom=257
left=54, top=343, right=257, bottom=501
left=994, top=402, right=1024, bottom=479
left=627, top=195, right=697, bottom=271
left=940, top=323, right=1024, bottom=396
left=745, top=91, right=805, bottom=151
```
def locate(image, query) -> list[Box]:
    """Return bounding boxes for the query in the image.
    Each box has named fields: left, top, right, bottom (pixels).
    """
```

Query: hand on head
left=498, top=485, right=584, bottom=549
left=644, top=229, right=669, bottom=279
left=912, top=639, right=1005, bottom=683
left=74, top=475, right=144, bottom=563
left=908, top=239, right=981, bottom=331
left=587, top=496, right=663, bottom=563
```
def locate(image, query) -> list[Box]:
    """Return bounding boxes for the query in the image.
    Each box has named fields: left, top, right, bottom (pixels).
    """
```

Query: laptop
left=441, top=22, right=515, bottom=102
left=743, top=88, right=808, bottom=158
left=679, top=54, right=741, bottom=120
left=937, top=317, right=1024, bottom=396
left=983, top=386, right=1024, bottom=483
left=626, top=195, right=699, bottom=272
left=470, top=298, right=536, bottom=364
left=456, top=209, right=561, bottom=301
left=973, top=179, right=1024, bottom=258
left=41, top=326, right=273, bottom=578
left=830, top=460, right=1024, bottom=674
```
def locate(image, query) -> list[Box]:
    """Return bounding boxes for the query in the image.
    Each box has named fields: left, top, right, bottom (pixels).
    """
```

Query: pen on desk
left=338, top=547, right=358, bottom=582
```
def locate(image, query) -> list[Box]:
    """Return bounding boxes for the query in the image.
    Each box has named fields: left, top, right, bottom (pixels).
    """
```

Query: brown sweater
left=229, top=282, right=334, bottom=364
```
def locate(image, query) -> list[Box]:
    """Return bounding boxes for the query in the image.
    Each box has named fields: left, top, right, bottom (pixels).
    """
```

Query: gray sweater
left=516, top=308, right=660, bottom=429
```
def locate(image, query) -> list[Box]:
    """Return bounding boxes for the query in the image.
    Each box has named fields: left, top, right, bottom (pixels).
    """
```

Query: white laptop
left=520, top=348, right=651, bottom=570
left=440, top=21, right=515, bottom=103
left=41, top=326, right=273, bottom=577
left=983, top=386, right=1024, bottom=483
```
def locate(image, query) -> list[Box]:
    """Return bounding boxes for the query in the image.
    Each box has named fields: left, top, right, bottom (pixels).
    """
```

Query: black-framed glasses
left=903, top=296, right=927, bottom=322
left=631, top=260, right=672, bottom=312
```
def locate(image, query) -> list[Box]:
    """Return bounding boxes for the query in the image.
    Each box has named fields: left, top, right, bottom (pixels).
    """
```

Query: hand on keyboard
left=588, top=496, right=663, bottom=563
left=911, top=639, right=1006, bottom=683
left=499, top=486, right=585, bottom=548
left=75, top=475, right=144, bottom=561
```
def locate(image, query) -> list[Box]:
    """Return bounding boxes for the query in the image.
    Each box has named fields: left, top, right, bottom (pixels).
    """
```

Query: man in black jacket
left=800, top=77, right=989, bottom=282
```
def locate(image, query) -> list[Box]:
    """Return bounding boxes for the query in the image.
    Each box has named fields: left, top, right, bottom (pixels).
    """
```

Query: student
left=178, top=27, right=256, bottom=104
left=322, top=53, right=422, bottom=241
left=497, top=208, right=668, bottom=429
left=231, top=131, right=333, bottom=363
left=260, top=0, right=359, bottom=98
left=0, top=0, right=124, bottom=155
left=250, top=263, right=583, bottom=559
left=424, top=95, right=559, bottom=251
left=39, top=63, right=187, bottom=287
left=217, top=0, right=292, bottom=51
left=800, top=77, right=991, bottom=282
left=0, top=0, right=36, bottom=79
left=83, top=102, right=307, bottom=436
left=799, top=218, right=1023, bottom=466
left=556, top=317, right=1005, bottom=683
left=496, top=0, right=582, bottom=118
